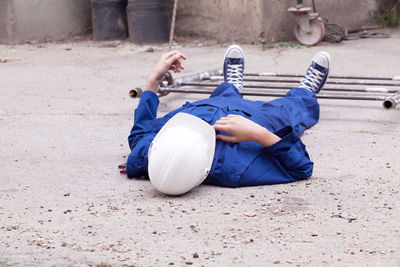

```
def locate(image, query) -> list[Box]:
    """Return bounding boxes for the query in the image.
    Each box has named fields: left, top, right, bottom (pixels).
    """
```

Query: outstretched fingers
left=146, top=50, right=187, bottom=91
left=166, top=51, right=186, bottom=73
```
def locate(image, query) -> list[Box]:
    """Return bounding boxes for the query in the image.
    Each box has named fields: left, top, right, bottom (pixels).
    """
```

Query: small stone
left=311, top=232, right=318, bottom=237
left=244, top=211, right=257, bottom=217
left=36, top=239, right=46, bottom=247
left=273, top=260, right=280, bottom=264
left=243, top=239, right=254, bottom=244
left=63, top=193, right=70, bottom=197
left=193, top=252, right=199, bottom=258
left=273, top=209, right=280, bottom=214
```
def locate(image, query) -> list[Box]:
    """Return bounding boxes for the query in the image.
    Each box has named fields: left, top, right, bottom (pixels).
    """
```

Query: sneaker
left=299, top=51, right=331, bottom=94
left=223, top=45, right=245, bottom=92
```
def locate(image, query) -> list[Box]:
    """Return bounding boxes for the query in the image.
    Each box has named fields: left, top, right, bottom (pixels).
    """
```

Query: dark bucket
left=91, top=0, right=128, bottom=41
left=127, top=0, right=170, bottom=44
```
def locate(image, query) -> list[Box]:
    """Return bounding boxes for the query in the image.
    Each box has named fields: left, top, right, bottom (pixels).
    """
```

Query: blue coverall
left=127, top=83, right=319, bottom=187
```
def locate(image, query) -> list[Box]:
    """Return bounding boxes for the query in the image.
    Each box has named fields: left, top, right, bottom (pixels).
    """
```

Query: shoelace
left=226, top=64, right=243, bottom=90
left=299, top=67, right=324, bottom=92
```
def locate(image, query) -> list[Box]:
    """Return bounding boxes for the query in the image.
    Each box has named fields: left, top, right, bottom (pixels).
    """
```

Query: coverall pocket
left=190, top=104, right=218, bottom=124
left=228, top=108, right=252, bottom=118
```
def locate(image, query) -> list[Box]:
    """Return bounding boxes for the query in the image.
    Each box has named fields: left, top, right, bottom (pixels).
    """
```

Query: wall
left=0, top=0, right=91, bottom=44
left=175, top=0, right=380, bottom=44
left=0, top=0, right=383, bottom=45
left=176, top=0, right=264, bottom=43
left=0, top=0, right=12, bottom=43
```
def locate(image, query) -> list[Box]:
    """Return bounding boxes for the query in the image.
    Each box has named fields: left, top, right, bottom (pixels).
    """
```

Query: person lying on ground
left=121, top=45, right=330, bottom=195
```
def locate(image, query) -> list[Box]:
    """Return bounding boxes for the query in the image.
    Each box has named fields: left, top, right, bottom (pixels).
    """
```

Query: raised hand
left=145, top=51, right=187, bottom=93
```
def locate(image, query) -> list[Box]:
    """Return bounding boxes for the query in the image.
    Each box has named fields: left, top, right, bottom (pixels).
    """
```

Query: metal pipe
left=158, top=87, right=387, bottom=101
left=129, top=69, right=223, bottom=98
left=312, top=0, right=316, bottom=13
left=383, top=90, right=400, bottom=109
left=175, top=68, right=222, bottom=86
left=129, top=87, right=144, bottom=98
left=206, top=75, right=400, bottom=87
left=180, top=81, right=397, bottom=94
left=244, top=72, right=400, bottom=81
left=168, top=0, right=179, bottom=50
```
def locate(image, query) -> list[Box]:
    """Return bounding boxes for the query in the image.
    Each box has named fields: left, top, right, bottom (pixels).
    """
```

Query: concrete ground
left=1, top=29, right=400, bottom=266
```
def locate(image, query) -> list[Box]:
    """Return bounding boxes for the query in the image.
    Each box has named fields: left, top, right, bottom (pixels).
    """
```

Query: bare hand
left=146, top=51, right=187, bottom=92
left=213, top=115, right=281, bottom=146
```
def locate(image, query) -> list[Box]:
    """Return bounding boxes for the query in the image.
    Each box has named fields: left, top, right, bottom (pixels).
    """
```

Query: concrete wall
left=176, top=0, right=264, bottom=43
left=0, top=0, right=91, bottom=44
left=175, top=0, right=380, bottom=44
left=0, top=0, right=12, bottom=43
left=0, top=0, right=383, bottom=44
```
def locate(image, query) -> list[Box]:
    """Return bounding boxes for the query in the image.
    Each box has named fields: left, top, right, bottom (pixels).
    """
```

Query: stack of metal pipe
left=130, top=69, right=400, bottom=109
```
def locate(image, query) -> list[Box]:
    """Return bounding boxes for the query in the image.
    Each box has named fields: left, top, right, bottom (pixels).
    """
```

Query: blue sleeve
left=126, top=91, right=159, bottom=178
left=264, top=126, right=313, bottom=180
left=126, top=132, right=157, bottom=178
left=128, top=91, right=159, bottom=149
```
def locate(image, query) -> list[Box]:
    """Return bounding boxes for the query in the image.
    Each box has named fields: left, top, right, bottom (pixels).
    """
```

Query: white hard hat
left=148, top=112, right=216, bottom=195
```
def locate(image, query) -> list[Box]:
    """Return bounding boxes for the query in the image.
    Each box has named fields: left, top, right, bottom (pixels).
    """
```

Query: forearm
left=145, top=76, right=159, bottom=93
left=213, top=114, right=281, bottom=147
left=253, top=126, right=281, bottom=147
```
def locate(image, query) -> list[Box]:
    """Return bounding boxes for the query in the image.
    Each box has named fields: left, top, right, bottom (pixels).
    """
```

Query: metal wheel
left=294, top=18, right=325, bottom=46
